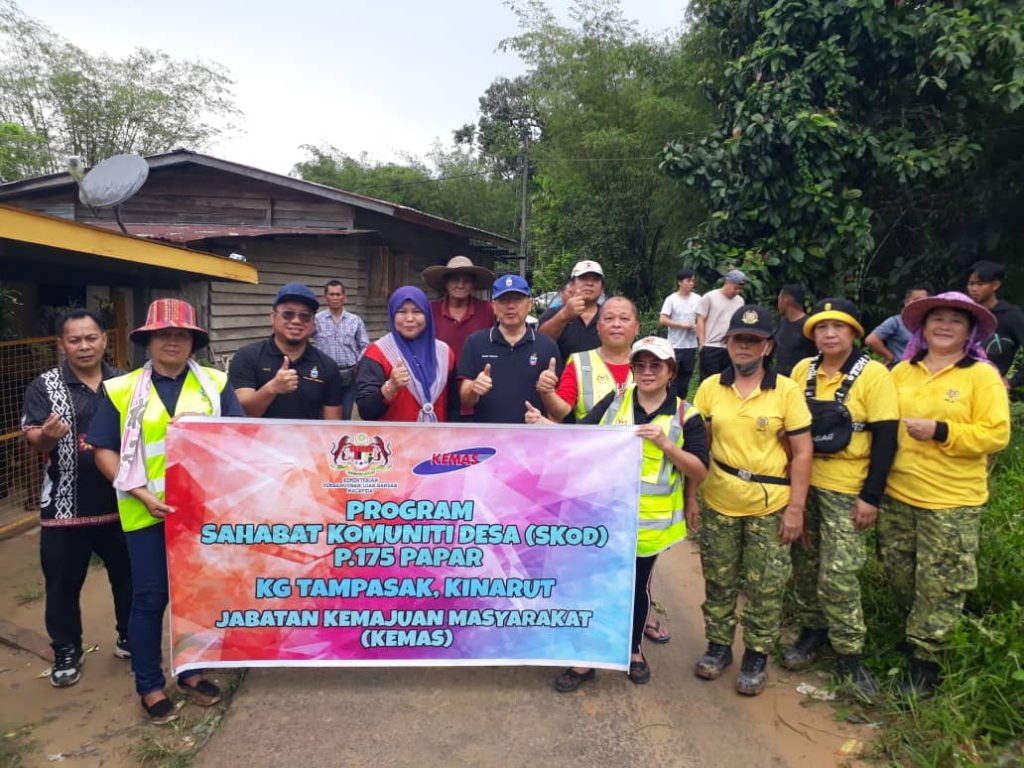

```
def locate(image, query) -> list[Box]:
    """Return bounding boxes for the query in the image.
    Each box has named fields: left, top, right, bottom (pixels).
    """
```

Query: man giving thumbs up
left=458, top=274, right=561, bottom=424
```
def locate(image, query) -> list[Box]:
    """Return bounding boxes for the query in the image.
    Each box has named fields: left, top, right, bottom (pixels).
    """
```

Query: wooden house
left=0, top=149, right=518, bottom=365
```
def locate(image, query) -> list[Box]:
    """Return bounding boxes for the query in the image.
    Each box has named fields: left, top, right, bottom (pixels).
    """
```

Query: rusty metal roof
left=90, top=223, right=374, bottom=243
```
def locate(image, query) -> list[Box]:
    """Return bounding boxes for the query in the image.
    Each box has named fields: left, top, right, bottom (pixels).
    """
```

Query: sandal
left=141, top=694, right=178, bottom=724
left=554, top=667, right=596, bottom=693
left=644, top=621, right=671, bottom=644
left=628, top=657, right=651, bottom=685
left=176, top=677, right=222, bottom=707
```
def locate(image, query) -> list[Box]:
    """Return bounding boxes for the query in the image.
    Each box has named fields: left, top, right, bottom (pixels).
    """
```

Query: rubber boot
left=901, top=659, right=941, bottom=699
left=781, top=627, right=829, bottom=670
left=835, top=653, right=880, bottom=700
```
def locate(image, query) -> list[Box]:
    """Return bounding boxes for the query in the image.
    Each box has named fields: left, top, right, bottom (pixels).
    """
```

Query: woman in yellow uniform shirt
left=879, top=292, right=1010, bottom=697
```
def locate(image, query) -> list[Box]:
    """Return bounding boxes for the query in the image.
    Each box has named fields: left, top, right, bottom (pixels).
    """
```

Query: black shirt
left=458, top=326, right=562, bottom=424
left=21, top=362, right=122, bottom=522
left=582, top=389, right=710, bottom=469
left=538, top=306, right=600, bottom=360
left=773, top=315, right=818, bottom=377
left=983, top=300, right=1024, bottom=387
left=229, top=337, right=344, bottom=419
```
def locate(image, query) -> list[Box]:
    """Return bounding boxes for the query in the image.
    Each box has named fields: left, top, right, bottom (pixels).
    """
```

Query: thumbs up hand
left=271, top=355, right=299, bottom=394
left=470, top=362, right=493, bottom=397
left=536, top=357, right=558, bottom=394
left=524, top=400, right=554, bottom=425
left=389, top=358, right=411, bottom=390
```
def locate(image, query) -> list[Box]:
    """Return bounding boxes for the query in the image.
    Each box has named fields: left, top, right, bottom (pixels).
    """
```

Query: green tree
left=499, top=0, right=715, bottom=307
left=0, top=0, right=239, bottom=171
left=661, top=0, right=1024, bottom=310
left=0, top=122, right=47, bottom=181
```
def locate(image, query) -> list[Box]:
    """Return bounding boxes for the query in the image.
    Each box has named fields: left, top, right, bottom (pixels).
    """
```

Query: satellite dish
left=77, top=154, right=149, bottom=233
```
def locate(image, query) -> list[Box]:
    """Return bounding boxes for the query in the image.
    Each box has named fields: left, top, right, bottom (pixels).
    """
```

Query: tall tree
left=499, top=0, right=715, bottom=307
left=0, top=0, right=240, bottom=173
left=661, top=0, right=1024, bottom=308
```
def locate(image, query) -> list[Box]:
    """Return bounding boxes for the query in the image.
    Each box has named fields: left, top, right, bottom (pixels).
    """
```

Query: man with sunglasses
left=229, top=283, right=344, bottom=420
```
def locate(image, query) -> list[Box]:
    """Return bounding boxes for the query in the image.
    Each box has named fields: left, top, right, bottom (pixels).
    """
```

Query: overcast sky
left=18, top=0, right=688, bottom=174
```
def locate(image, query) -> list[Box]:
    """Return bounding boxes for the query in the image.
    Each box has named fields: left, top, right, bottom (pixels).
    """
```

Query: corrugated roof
left=90, top=223, right=374, bottom=243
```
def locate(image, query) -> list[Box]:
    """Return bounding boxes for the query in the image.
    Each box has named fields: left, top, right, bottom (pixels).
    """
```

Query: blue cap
left=274, top=282, right=319, bottom=311
left=492, top=273, right=531, bottom=299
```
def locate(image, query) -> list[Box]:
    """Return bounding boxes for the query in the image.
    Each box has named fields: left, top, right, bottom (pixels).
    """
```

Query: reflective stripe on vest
left=599, top=386, right=691, bottom=556
left=104, top=366, right=227, bottom=532
left=574, top=349, right=632, bottom=420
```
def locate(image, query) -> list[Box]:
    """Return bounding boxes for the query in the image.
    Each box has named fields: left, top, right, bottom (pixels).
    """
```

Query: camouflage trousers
left=791, top=487, right=868, bottom=655
left=698, top=505, right=790, bottom=654
left=877, top=496, right=982, bottom=660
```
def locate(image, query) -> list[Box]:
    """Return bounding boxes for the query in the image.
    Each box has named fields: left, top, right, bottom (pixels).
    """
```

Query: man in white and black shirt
left=21, top=310, right=132, bottom=688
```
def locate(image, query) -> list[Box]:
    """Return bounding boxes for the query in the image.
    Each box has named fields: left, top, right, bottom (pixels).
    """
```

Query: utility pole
left=518, top=126, right=529, bottom=278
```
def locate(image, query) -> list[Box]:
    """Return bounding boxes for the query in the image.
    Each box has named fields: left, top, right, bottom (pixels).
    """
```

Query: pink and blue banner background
left=165, top=419, right=641, bottom=673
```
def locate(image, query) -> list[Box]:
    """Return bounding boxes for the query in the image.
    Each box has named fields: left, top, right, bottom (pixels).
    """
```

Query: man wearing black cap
left=229, top=283, right=344, bottom=420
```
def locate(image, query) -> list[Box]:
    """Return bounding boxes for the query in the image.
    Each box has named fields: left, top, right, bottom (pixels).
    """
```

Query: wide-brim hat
left=901, top=291, right=997, bottom=338
left=130, top=298, right=209, bottom=349
left=422, top=256, right=496, bottom=294
left=803, top=297, right=864, bottom=339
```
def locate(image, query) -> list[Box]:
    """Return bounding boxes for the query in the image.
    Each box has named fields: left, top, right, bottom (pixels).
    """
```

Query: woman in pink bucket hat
left=90, top=298, right=244, bottom=723
left=878, top=292, right=1010, bottom=697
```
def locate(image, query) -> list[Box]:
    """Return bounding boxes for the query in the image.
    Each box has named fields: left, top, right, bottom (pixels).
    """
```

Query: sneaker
left=694, top=642, right=733, bottom=680
left=735, top=649, right=768, bottom=696
left=835, top=654, right=880, bottom=700
left=114, top=634, right=131, bottom=659
left=176, top=677, right=222, bottom=706
left=781, top=627, right=829, bottom=670
left=900, top=659, right=941, bottom=699
left=50, top=644, right=83, bottom=688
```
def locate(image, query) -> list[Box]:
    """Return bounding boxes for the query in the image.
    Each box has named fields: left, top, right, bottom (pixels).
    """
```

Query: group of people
left=20, top=254, right=1016, bottom=723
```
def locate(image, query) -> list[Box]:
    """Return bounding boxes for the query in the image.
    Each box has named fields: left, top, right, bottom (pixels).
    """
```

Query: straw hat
left=422, top=256, right=496, bottom=294
left=130, top=298, right=209, bottom=349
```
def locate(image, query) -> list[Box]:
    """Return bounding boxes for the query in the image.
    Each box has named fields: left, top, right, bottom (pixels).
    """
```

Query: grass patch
left=13, top=582, right=43, bottom=606
left=859, top=402, right=1024, bottom=766
left=0, top=724, right=35, bottom=768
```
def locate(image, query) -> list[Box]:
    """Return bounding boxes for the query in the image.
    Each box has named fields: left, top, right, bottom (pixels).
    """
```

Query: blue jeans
left=124, top=523, right=200, bottom=696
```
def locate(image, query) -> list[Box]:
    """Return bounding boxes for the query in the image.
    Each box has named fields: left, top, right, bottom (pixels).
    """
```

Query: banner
left=165, top=418, right=641, bottom=674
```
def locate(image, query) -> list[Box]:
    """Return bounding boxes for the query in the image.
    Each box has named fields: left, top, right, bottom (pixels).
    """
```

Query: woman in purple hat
left=354, top=286, right=455, bottom=422
left=90, top=299, right=245, bottom=723
left=879, top=292, right=1011, bottom=697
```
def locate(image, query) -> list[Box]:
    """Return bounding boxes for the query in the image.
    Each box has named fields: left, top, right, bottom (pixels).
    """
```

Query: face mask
left=733, top=358, right=763, bottom=377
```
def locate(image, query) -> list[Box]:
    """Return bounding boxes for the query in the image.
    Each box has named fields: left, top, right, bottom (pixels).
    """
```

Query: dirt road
left=195, top=543, right=867, bottom=768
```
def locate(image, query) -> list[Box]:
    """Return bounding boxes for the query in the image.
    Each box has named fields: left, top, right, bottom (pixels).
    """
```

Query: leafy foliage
left=0, top=0, right=239, bottom=173
left=661, top=0, right=1024, bottom=312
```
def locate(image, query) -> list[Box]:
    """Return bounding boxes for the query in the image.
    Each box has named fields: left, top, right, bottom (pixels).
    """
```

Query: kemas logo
left=413, top=447, right=496, bottom=476
left=330, top=433, right=393, bottom=475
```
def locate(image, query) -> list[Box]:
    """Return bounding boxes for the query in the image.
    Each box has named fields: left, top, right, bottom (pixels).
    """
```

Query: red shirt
left=556, top=357, right=632, bottom=410
left=431, top=297, right=496, bottom=364
left=363, top=343, right=454, bottom=422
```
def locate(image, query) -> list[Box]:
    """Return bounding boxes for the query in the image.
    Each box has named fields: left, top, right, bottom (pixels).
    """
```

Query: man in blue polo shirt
left=459, top=275, right=562, bottom=424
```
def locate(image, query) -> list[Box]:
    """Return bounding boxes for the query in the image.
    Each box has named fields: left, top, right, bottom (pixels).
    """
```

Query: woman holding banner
left=354, top=286, right=455, bottom=422
left=91, top=299, right=244, bottom=724
left=527, top=335, right=708, bottom=690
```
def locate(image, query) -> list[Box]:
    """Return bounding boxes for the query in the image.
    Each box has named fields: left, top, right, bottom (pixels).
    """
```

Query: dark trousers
left=673, top=348, right=697, bottom=399
left=124, top=523, right=200, bottom=695
left=41, top=522, right=132, bottom=650
left=338, top=367, right=356, bottom=419
left=631, top=555, right=659, bottom=654
left=699, top=346, right=731, bottom=383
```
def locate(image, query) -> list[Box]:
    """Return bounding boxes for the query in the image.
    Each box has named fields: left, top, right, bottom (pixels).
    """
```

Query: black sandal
left=141, top=695, right=178, bottom=724
left=554, top=667, right=596, bottom=693
left=176, top=677, right=222, bottom=706
left=628, top=657, right=651, bottom=685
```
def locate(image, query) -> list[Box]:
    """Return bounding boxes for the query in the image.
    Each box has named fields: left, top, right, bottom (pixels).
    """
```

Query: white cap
left=630, top=336, right=674, bottom=362
left=570, top=260, right=604, bottom=279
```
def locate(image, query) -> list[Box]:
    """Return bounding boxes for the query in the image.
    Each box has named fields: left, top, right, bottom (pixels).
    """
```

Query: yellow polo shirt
left=791, top=356, right=899, bottom=495
left=885, top=357, right=1010, bottom=509
left=694, top=369, right=812, bottom=517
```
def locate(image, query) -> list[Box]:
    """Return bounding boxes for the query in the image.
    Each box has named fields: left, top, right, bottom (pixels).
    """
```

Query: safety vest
left=600, top=386, right=694, bottom=556
left=572, top=349, right=633, bottom=419
left=104, top=366, right=228, bottom=532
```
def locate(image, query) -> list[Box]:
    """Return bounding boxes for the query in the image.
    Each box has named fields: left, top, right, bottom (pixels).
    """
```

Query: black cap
left=724, top=305, right=774, bottom=338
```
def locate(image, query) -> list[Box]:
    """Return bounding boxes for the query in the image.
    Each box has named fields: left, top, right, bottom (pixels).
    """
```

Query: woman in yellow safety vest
left=527, top=335, right=708, bottom=691
left=91, top=299, right=244, bottom=724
